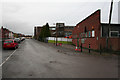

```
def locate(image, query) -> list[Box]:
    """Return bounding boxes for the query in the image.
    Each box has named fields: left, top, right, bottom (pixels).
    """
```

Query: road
left=2, top=39, right=118, bottom=78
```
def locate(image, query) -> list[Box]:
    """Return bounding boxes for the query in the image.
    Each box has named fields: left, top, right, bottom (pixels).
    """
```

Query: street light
left=106, top=0, right=113, bottom=50
left=53, top=23, right=58, bottom=46
left=56, top=27, right=58, bottom=46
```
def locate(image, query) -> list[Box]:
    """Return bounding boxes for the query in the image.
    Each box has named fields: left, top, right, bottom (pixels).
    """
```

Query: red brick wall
left=72, top=10, right=101, bottom=50
left=72, top=10, right=120, bottom=51
left=36, top=27, right=42, bottom=39
left=108, top=38, right=120, bottom=51
left=99, top=38, right=106, bottom=49
left=2, top=28, right=10, bottom=39
left=100, top=38, right=120, bottom=51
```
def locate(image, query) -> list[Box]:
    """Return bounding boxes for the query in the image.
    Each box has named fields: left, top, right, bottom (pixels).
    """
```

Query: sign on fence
left=81, top=39, right=85, bottom=43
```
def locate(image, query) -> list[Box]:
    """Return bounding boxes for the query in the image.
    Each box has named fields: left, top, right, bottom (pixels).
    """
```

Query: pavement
left=48, top=42, right=119, bottom=56
left=1, top=39, right=119, bottom=78
left=0, top=40, right=2, bottom=79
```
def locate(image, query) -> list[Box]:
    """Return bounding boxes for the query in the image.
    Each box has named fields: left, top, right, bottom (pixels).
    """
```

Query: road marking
left=0, top=40, right=25, bottom=67
left=0, top=49, right=17, bottom=67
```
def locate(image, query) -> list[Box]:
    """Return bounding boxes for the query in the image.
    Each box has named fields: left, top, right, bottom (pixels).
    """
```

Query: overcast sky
left=1, top=0, right=119, bottom=35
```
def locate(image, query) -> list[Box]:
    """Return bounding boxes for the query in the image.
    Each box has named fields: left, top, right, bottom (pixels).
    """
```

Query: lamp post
left=106, top=0, right=113, bottom=50
left=56, top=26, right=58, bottom=46
left=53, top=23, right=58, bottom=46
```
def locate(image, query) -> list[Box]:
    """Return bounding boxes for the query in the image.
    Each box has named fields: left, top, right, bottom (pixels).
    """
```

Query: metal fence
left=48, top=37, right=72, bottom=42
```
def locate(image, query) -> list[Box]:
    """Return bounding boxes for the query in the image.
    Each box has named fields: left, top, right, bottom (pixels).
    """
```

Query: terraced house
left=1, top=26, right=14, bottom=40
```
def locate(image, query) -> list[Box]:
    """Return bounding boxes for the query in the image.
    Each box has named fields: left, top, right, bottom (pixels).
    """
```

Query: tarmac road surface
left=2, top=39, right=119, bottom=78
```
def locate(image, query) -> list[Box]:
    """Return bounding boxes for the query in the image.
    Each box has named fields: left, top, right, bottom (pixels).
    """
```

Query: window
left=80, top=33, right=86, bottom=38
left=88, top=31, right=91, bottom=37
left=110, top=31, right=119, bottom=37
left=50, top=28, right=55, bottom=30
left=84, top=26, right=87, bottom=33
left=4, top=41, right=13, bottom=43
left=65, top=27, right=68, bottom=29
left=92, top=30, right=95, bottom=37
left=68, top=32, right=72, bottom=35
left=69, top=27, right=73, bottom=29
left=81, top=33, right=83, bottom=38
left=86, top=33, right=87, bottom=37
left=83, top=33, right=85, bottom=38
left=14, top=41, right=17, bottom=43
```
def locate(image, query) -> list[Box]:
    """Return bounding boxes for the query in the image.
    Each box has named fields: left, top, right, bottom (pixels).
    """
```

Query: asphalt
left=2, top=39, right=119, bottom=78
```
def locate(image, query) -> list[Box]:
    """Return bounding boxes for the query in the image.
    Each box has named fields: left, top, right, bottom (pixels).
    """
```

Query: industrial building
left=34, top=23, right=74, bottom=40
left=72, top=10, right=120, bottom=51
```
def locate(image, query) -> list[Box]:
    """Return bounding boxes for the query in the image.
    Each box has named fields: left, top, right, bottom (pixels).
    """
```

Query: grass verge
left=48, top=40, right=72, bottom=45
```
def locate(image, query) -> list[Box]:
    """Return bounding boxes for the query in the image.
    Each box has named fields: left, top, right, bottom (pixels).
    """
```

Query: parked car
left=3, top=39, right=19, bottom=49
left=14, top=38, right=21, bottom=43
left=20, top=37, right=25, bottom=41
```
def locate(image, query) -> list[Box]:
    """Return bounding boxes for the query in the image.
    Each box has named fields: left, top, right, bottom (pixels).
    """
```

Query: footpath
left=34, top=39, right=118, bottom=57
left=47, top=42, right=118, bottom=57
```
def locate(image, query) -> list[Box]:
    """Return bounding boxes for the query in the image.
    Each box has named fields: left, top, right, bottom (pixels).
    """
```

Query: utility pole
left=106, top=0, right=113, bottom=50
left=53, top=23, right=57, bottom=46
left=56, top=25, right=58, bottom=46
left=109, top=0, right=113, bottom=35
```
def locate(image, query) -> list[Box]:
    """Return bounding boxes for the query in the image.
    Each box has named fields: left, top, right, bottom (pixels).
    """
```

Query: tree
left=45, top=23, right=51, bottom=37
left=38, top=23, right=51, bottom=42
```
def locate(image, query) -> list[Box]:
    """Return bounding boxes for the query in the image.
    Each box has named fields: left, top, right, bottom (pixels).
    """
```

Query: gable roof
left=76, top=9, right=101, bottom=27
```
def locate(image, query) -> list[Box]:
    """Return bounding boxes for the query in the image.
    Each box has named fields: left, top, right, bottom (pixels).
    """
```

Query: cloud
left=2, top=1, right=118, bottom=35
left=2, top=0, right=120, bottom=3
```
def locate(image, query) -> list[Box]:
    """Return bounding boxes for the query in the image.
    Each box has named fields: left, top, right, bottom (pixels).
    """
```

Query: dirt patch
left=49, top=61, right=57, bottom=63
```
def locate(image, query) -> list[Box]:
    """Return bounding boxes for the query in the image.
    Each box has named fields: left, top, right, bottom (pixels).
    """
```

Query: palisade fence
left=48, top=37, right=72, bottom=42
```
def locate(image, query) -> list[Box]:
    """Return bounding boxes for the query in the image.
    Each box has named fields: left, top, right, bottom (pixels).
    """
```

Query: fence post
left=81, top=43, right=82, bottom=52
left=89, top=44, right=90, bottom=53
left=54, top=37, right=55, bottom=45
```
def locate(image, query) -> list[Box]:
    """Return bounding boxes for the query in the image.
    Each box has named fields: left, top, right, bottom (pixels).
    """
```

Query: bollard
left=81, top=43, right=82, bottom=52
left=75, top=45, right=78, bottom=51
left=89, top=44, right=90, bottom=53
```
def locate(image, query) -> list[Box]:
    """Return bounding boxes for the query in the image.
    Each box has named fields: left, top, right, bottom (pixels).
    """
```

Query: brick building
left=56, top=23, right=65, bottom=37
left=34, top=26, right=56, bottom=40
left=72, top=9, right=120, bottom=51
left=49, top=27, right=56, bottom=37
left=1, top=26, right=25, bottom=41
left=64, top=26, right=74, bottom=37
left=34, top=23, right=74, bottom=39
left=1, top=26, right=11, bottom=40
